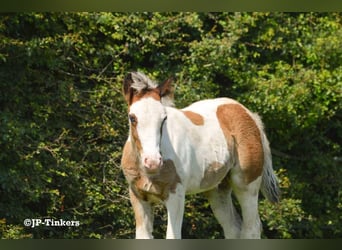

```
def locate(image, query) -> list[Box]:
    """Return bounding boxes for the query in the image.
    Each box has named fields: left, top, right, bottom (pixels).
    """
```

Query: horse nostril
left=143, top=157, right=150, bottom=168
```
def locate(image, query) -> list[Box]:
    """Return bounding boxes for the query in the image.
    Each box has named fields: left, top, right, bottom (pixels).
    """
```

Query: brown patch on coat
left=127, top=114, right=143, bottom=153
left=182, top=110, right=204, bottom=126
left=121, top=141, right=181, bottom=202
left=200, top=161, right=229, bottom=189
left=140, top=159, right=181, bottom=201
left=216, top=104, right=264, bottom=184
left=130, top=89, right=161, bottom=106
left=121, top=140, right=141, bottom=183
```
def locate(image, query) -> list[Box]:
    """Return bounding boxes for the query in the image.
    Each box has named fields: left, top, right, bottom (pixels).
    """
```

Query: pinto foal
left=121, top=72, right=280, bottom=239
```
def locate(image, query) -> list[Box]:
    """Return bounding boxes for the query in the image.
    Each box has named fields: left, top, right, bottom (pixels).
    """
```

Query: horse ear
left=158, top=77, right=174, bottom=98
left=123, top=72, right=134, bottom=104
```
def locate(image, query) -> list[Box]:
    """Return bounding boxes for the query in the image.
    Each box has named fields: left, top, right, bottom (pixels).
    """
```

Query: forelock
left=130, top=72, right=158, bottom=93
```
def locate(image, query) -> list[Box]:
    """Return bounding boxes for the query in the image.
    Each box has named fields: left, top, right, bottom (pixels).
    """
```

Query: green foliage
left=0, top=12, right=341, bottom=238
left=0, top=219, right=32, bottom=239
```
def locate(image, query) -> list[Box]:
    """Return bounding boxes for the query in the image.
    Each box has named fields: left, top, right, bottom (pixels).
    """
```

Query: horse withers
left=121, top=72, right=280, bottom=239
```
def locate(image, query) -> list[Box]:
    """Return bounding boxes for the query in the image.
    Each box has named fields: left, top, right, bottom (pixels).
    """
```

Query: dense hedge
left=0, top=12, right=341, bottom=238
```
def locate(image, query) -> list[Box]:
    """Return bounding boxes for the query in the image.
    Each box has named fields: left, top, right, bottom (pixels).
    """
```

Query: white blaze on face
left=129, top=97, right=167, bottom=174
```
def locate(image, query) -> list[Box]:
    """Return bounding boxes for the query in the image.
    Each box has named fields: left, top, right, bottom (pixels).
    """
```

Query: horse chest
left=130, top=159, right=181, bottom=202
left=161, top=110, right=231, bottom=193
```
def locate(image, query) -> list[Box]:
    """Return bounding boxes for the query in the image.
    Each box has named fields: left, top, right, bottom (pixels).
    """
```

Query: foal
left=121, top=72, right=280, bottom=239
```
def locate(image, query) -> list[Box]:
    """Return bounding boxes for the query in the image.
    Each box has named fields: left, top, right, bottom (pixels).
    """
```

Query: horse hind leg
left=205, top=181, right=241, bottom=239
left=231, top=172, right=262, bottom=239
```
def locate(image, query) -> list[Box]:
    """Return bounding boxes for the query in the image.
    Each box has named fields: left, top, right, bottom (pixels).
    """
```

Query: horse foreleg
left=164, top=185, right=185, bottom=239
left=129, top=188, right=154, bottom=239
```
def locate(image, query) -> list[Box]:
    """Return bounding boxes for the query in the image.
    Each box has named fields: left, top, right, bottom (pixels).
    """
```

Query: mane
left=130, top=72, right=175, bottom=107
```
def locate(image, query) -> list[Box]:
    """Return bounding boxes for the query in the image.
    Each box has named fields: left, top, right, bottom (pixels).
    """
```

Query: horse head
left=123, top=72, right=173, bottom=175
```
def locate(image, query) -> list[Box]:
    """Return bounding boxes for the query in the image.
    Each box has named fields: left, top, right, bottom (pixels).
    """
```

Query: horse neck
left=164, top=106, right=196, bottom=133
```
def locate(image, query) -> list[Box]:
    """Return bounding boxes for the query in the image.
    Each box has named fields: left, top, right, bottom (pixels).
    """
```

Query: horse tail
left=251, top=113, right=281, bottom=203
left=260, top=131, right=281, bottom=203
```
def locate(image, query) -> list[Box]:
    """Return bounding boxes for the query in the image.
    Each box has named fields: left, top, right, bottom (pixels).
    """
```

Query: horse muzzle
left=142, top=153, right=163, bottom=174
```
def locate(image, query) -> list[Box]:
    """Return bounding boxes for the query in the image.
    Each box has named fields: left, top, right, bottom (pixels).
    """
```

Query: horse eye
left=128, top=114, right=137, bottom=124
